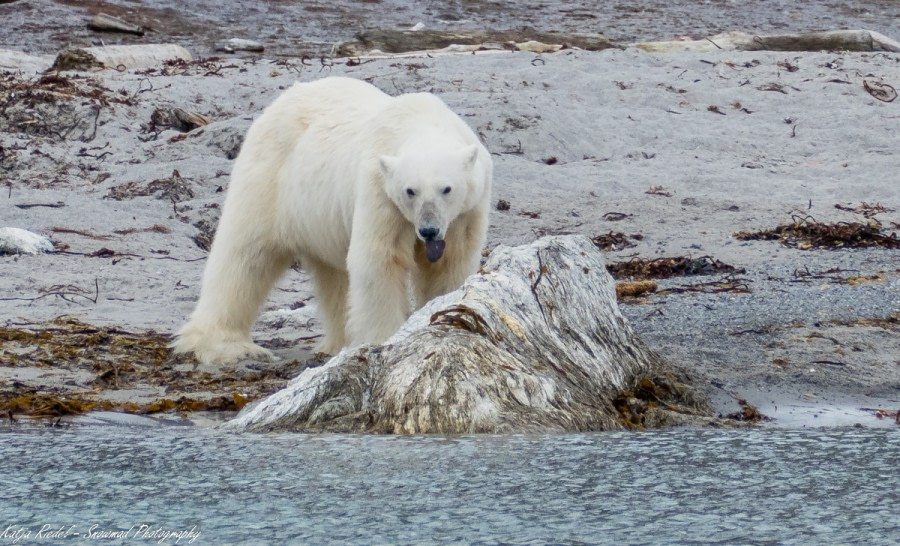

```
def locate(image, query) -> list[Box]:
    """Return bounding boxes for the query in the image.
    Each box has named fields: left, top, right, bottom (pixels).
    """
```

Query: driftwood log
left=87, top=13, right=145, bottom=36
left=51, top=44, right=192, bottom=71
left=227, top=235, right=711, bottom=434
left=635, top=29, right=900, bottom=53
left=333, top=30, right=614, bottom=57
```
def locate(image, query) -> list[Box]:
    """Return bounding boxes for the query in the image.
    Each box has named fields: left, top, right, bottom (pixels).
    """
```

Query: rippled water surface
left=2, top=424, right=898, bottom=544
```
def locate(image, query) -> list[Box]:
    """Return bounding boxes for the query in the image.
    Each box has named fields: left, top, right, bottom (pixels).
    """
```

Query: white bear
left=171, top=77, right=492, bottom=365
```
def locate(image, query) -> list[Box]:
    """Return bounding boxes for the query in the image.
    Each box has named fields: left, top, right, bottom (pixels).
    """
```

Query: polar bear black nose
left=418, top=226, right=439, bottom=241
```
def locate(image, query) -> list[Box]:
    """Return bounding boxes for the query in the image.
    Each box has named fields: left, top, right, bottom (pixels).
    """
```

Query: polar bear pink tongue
left=425, top=239, right=446, bottom=263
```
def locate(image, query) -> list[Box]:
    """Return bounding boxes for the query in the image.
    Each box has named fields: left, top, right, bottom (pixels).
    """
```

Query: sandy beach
left=1, top=5, right=898, bottom=428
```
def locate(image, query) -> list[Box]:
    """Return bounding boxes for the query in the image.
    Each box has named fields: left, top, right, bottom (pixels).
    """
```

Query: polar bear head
left=380, top=141, right=481, bottom=262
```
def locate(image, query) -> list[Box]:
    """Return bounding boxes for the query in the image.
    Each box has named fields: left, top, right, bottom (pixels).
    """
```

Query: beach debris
left=658, top=274, right=752, bottom=295
left=635, top=30, right=900, bottom=53
left=734, top=215, right=900, bottom=250
left=0, top=279, right=98, bottom=304
left=863, top=79, right=897, bottom=103
left=0, top=72, right=132, bottom=141
left=606, top=256, right=743, bottom=280
left=217, top=38, right=265, bottom=54
left=612, top=376, right=706, bottom=429
left=830, top=313, right=899, bottom=330
left=87, top=13, right=145, bottom=36
left=333, top=30, right=614, bottom=57
left=615, top=280, right=658, bottom=299
left=150, top=107, right=211, bottom=133
left=758, top=82, right=789, bottom=94
left=602, top=212, right=631, bottom=221
left=49, top=226, right=112, bottom=240
left=192, top=218, right=217, bottom=251
left=0, top=227, right=54, bottom=255
left=14, top=202, right=65, bottom=210
left=0, top=50, right=53, bottom=73
left=834, top=202, right=894, bottom=218
left=790, top=267, right=887, bottom=286
left=591, top=231, right=642, bottom=251
left=860, top=408, right=900, bottom=424
left=518, top=210, right=541, bottom=219
left=51, top=44, right=192, bottom=71
left=106, top=169, right=194, bottom=202
left=1, top=392, right=246, bottom=418
left=495, top=199, right=511, bottom=211
left=777, top=60, right=800, bottom=72
left=0, top=317, right=310, bottom=419
left=113, top=224, right=172, bottom=236
left=723, top=399, right=770, bottom=422
left=646, top=185, right=672, bottom=197
left=707, top=105, right=726, bottom=115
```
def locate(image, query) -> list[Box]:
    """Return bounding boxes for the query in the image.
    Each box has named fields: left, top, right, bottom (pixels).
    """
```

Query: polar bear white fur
left=171, top=77, right=492, bottom=365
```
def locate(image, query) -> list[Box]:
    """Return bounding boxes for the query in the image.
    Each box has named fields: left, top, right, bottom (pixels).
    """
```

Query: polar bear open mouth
left=424, top=239, right=446, bottom=262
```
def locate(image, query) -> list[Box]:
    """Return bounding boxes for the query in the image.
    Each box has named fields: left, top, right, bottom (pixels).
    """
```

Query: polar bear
left=171, top=77, right=492, bottom=365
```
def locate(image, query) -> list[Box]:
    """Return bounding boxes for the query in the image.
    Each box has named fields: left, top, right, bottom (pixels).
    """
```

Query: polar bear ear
left=462, top=144, right=479, bottom=168
left=378, top=155, right=399, bottom=178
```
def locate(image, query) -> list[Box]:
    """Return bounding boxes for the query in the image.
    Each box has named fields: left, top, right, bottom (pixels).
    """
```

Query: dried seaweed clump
left=0, top=73, right=131, bottom=140
left=607, top=255, right=741, bottom=280
left=0, top=317, right=308, bottom=418
left=614, top=373, right=713, bottom=429
left=591, top=231, right=643, bottom=251
left=734, top=216, right=899, bottom=250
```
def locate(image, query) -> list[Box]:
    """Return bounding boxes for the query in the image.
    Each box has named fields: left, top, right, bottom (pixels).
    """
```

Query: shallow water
left=2, top=424, right=898, bottom=544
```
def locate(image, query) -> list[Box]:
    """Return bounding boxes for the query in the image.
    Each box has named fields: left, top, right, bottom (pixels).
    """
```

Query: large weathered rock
left=227, top=235, right=711, bottom=434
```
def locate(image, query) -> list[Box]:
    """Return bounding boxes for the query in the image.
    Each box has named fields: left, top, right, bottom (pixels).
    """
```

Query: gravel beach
left=1, top=1, right=897, bottom=428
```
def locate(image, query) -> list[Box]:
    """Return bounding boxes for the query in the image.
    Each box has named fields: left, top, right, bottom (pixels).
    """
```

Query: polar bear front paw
left=170, top=327, right=274, bottom=366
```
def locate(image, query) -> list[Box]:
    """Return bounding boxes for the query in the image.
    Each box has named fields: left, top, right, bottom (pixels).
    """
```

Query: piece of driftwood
left=334, top=30, right=614, bottom=57
left=0, top=49, right=53, bottom=73
left=150, top=107, right=212, bottom=132
left=227, top=235, right=711, bottom=434
left=87, top=13, right=145, bottom=36
left=50, top=44, right=192, bottom=71
left=217, top=38, right=265, bottom=53
left=635, top=29, right=900, bottom=53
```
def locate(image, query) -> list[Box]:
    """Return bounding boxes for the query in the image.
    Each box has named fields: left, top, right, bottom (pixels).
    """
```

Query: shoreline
left=1, top=42, right=898, bottom=430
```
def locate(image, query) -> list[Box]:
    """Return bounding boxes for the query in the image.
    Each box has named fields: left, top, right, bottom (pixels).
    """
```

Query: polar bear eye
left=406, top=188, right=416, bottom=197
left=442, top=186, right=452, bottom=195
